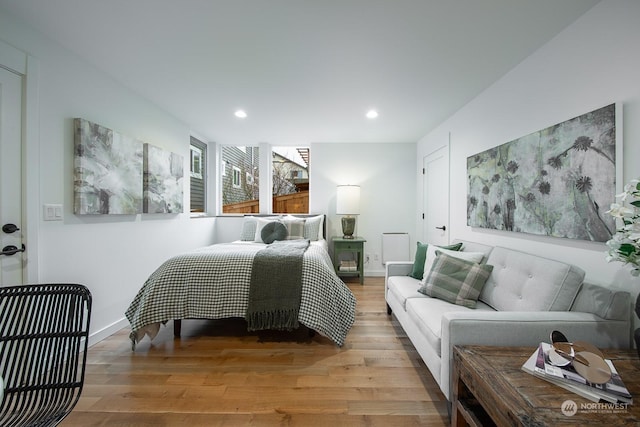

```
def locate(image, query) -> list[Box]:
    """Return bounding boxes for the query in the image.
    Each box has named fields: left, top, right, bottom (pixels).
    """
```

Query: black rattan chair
left=0, top=284, right=92, bottom=426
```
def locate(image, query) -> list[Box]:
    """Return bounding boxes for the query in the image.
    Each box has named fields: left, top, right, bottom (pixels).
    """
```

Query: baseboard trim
left=364, top=270, right=386, bottom=277
left=88, top=317, right=128, bottom=347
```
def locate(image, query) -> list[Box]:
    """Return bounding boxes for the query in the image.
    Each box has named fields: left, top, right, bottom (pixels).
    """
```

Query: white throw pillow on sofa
left=419, top=246, right=485, bottom=286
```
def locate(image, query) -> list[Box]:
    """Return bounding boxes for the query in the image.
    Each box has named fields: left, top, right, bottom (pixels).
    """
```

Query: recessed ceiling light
left=366, top=109, right=379, bottom=119
left=234, top=109, right=247, bottom=118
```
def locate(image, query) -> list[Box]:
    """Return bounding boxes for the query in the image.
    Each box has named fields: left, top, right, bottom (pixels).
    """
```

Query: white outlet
left=373, top=253, right=380, bottom=261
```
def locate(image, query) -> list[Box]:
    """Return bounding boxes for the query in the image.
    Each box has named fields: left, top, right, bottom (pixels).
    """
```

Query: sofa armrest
left=385, top=261, right=413, bottom=278
left=385, top=261, right=414, bottom=296
left=439, top=310, right=631, bottom=400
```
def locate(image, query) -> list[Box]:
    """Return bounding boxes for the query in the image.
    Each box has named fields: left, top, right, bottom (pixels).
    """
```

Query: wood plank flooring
left=63, top=277, right=449, bottom=426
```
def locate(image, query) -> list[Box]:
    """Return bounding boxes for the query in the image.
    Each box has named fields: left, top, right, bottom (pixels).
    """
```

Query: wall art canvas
left=74, top=118, right=143, bottom=214
left=467, top=103, right=618, bottom=242
left=143, top=144, right=184, bottom=213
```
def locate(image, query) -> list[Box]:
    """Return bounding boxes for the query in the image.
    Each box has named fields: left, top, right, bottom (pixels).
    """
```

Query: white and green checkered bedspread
left=125, top=241, right=356, bottom=346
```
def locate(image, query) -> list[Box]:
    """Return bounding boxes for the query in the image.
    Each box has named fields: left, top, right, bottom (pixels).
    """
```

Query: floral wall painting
left=467, top=103, right=619, bottom=242
left=74, top=118, right=143, bottom=214
left=143, top=144, right=184, bottom=213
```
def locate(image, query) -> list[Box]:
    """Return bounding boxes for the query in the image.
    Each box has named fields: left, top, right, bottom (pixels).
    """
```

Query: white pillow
left=239, top=216, right=257, bottom=241
left=419, top=246, right=485, bottom=285
left=302, top=215, right=324, bottom=241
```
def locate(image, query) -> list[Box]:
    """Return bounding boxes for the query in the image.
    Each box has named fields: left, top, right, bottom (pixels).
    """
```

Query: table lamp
left=336, top=185, right=360, bottom=239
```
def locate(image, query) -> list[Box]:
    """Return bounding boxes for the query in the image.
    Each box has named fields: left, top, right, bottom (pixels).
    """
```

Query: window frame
left=189, top=137, right=208, bottom=215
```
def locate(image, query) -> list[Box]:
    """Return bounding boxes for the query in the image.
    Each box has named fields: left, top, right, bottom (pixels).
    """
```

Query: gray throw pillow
left=418, top=252, right=493, bottom=308
left=261, top=221, right=288, bottom=244
left=283, top=217, right=305, bottom=240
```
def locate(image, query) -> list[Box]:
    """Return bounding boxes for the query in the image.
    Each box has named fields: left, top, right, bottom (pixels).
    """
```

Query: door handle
left=2, top=224, right=20, bottom=234
left=435, top=226, right=446, bottom=231
left=1, top=244, right=25, bottom=256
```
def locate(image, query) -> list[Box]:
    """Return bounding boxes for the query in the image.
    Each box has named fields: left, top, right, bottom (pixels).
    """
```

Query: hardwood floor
left=63, top=277, right=449, bottom=426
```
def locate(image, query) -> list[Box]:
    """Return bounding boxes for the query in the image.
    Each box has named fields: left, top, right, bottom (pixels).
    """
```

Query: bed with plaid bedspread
left=125, top=241, right=356, bottom=347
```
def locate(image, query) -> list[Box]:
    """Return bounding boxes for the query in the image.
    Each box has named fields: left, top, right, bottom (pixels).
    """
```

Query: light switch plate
left=44, top=204, right=63, bottom=221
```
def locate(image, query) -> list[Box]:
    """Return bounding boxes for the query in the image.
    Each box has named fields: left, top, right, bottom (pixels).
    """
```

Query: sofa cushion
left=419, top=252, right=493, bottom=308
left=405, top=297, right=494, bottom=357
left=571, top=283, right=631, bottom=321
left=387, top=275, right=426, bottom=310
left=479, top=246, right=585, bottom=311
left=409, top=242, right=463, bottom=279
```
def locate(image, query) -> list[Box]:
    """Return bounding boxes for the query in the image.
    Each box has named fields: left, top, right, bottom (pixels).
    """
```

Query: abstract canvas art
left=467, top=104, right=618, bottom=242
left=74, top=118, right=143, bottom=214
left=143, top=144, right=184, bottom=213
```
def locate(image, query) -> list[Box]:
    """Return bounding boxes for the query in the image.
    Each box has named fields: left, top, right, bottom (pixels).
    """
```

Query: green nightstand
left=332, top=237, right=366, bottom=284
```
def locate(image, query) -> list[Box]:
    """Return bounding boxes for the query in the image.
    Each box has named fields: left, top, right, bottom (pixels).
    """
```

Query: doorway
left=0, top=40, right=38, bottom=286
left=0, top=66, right=24, bottom=285
left=423, top=143, right=450, bottom=245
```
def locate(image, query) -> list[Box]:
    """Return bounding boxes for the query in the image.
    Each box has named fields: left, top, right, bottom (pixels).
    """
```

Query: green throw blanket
left=246, top=239, right=310, bottom=331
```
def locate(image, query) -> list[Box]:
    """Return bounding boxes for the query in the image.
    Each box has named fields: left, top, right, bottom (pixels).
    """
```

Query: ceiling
left=0, top=0, right=599, bottom=145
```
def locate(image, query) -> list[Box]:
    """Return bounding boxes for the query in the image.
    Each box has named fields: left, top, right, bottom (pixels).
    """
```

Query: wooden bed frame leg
left=174, top=319, right=181, bottom=338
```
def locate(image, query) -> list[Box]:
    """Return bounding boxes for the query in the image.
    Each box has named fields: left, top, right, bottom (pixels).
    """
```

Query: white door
left=0, top=66, right=25, bottom=286
left=423, top=144, right=449, bottom=245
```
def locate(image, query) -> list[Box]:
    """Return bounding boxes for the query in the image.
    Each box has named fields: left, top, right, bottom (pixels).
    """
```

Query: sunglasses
left=549, top=330, right=612, bottom=384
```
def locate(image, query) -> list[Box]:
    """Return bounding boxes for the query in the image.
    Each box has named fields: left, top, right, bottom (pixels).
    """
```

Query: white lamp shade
left=336, top=185, right=360, bottom=215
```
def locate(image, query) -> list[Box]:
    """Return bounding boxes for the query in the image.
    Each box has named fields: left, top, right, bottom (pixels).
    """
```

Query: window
left=272, top=146, right=309, bottom=214
left=232, top=167, right=241, bottom=188
left=190, top=137, right=207, bottom=213
left=219, top=145, right=309, bottom=214
left=221, top=145, right=259, bottom=213
left=190, top=146, right=202, bottom=179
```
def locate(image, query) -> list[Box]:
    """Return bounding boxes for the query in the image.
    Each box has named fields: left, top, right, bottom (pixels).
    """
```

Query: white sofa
left=385, top=239, right=631, bottom=401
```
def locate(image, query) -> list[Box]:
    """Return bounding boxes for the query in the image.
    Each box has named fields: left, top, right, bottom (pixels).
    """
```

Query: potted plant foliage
left=606, top=178, right=640, bottom=357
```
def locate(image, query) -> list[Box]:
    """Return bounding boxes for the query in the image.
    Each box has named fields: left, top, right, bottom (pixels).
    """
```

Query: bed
left=125, top=215, right=356, bottom=348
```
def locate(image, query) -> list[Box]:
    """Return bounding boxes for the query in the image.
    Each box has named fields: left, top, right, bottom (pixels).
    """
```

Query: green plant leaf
left=630, top=200, right=640, bottom=208
left=618, top=243, right=636, bottom=257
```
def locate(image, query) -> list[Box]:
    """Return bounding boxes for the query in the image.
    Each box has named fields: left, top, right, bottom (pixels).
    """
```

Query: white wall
left=311, top=142, right=416, bottom=275
left=418, top=0, right=640, bottom=331
left=0, top=10, right=216, bottom=344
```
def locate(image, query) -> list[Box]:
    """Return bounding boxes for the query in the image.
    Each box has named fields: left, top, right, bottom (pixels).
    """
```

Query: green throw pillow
left=418, top=252, right=493, bottom=308
left=409, top=242, right=463, bottom=279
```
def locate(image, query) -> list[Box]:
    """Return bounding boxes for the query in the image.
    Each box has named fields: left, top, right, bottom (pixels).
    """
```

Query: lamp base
left=341, top=217, right=356, bottom=239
